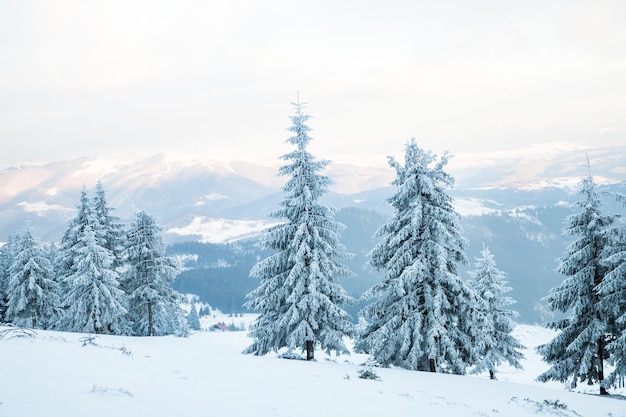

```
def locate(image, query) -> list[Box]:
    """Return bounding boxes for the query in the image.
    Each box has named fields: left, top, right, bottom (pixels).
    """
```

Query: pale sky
left=1, top=0, right=625, bottom=167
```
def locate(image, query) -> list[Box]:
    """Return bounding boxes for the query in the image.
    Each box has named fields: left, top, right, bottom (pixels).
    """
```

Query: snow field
left=1, top=322, right=624, bottom=417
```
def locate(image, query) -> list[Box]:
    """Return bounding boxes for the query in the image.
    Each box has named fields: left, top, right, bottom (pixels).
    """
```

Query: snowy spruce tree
left=244, top=99, right=354, bottom=360
left=55, top=188, right=98, bottom=293
left=92, top=181, right=125, bottom=270
left=537, top=169, right=615, bottom=395
left=358, top=139, right=480, bottom=374
left=4, top=228, right=59, bottom=329
left=123, top=210, right=183, bottom=336
left=0, top=234, right=19, bottom=321
left=187, top=299, right=201, bottom=331
left=597, top=194, right=626, bottom=388
left=467, top=245, right=524, bottom=380
left=176, top=309, right=191, bottom=338
left=55, top=189, right=129, bottom=334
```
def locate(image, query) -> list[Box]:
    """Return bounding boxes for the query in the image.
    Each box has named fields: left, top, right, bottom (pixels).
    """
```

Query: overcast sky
left=1, top=0, right=625, bottom=167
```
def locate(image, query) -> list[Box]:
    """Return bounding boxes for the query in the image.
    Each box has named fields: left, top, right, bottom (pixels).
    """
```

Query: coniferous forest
left=0, top=182, right=187, bottom=337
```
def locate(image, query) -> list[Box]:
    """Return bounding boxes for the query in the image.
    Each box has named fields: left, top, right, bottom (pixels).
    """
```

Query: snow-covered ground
left=1, top=317, right=624, bottom=417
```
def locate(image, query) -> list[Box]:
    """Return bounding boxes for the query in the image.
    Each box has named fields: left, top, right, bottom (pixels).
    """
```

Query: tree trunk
left=489, top=370, right=496, bottom=380
left=306, top=340, right=314, bottom=361
left=93, top=310, right=101, bottom=334
left=148, top=302, right=154, bottom=336
left=429, top=358, right=436, bottom=373
left=598, top=337, right=609, bottom=395
left=594, top=261, right=609, bottom=396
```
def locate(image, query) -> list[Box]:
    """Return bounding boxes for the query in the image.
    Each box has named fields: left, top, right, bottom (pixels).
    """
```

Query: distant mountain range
left=1, top=145, right=625, bottom=324
left=0, top=153, right=396, bottom=243
left=2, top=143, right=624, bottom=243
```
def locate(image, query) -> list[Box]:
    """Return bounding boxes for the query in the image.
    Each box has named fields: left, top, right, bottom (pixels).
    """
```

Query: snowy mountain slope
left=166, top=183, right=626, bottom=324
left=1, top=322, right=624, bottom=417
left=0, top=154, right=278, bottom=242
left=0, top=154, right=396, bottom=243
left=2, top=144, right=625, bottom=243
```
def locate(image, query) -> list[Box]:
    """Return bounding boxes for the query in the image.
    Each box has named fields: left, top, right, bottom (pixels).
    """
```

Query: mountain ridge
left=1, top=144, right=625, bottom=245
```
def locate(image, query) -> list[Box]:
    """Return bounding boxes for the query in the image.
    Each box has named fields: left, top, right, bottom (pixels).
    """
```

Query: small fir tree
left=537, top=169, right=615, bottom=395
left=5, top=228, right=59, bottom=329
left=358, top=139, right=478, bottom=374
left=187, top=299, right=201, bottom=331
left=176, top=310, right=191, bottom=338
left=123, top=211, right=183, bottom=336
left=467, top=245, right=524, bottom=379
left=244, top=98, right=354, bottom=360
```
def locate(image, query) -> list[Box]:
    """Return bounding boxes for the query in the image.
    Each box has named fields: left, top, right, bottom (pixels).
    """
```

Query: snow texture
left=0, top=320, right=624, bottom=417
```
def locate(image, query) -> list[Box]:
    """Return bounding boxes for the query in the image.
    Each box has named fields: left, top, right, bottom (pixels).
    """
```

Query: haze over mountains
left=1, top=142, right=625, bottom=324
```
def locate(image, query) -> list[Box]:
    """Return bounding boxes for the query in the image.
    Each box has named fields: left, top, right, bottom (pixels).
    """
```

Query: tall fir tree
left=358, top=139, right=479, bottom=374
left=55, top=189, right=129, bottom=334
left=123, top=210, right=183, bottom=336
left=597, top=194, right=626, bottom=388
left=244, top=99, right=354, bottom=360
left=467, top=245, right=524, bottom=380
left=537, top=169, right=615, bottom=395
left=5, top=228, right=59, bottom=329
left=92, top=181, right=125, bottom=270
left=55, top=189, right=97, bottom=292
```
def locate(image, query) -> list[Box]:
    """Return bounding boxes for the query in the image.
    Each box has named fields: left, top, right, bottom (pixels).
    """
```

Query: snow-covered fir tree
left=92, top=181, right=125, bottom=270
left=467, top=245, right=524, bottom=380
left=4, top=228, right=59, bottom=329
left=55, top=189, right=129, bottom=334
left=123, top=210, right=183, bottom=336
left=597, top=195, right=626, bottom=388
left=57, top=225, right=129, bottom=334
left=176, top=310, right=191, bottom=338
left=187, top=299, right=201, bottom=331
left=55, top=189, right=97, bottom=293
left=358, top=139, right=479, bottom=374
left=244, top=99, right=354, bottom=360
left=537, top=170, right=616, bottom=395
left=0, top=234, right=19, bottom=321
